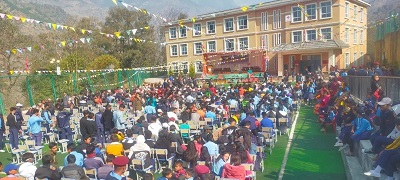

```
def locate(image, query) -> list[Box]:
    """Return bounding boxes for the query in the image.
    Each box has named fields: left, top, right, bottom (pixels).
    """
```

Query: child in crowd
left=184, top=168, right=195, bottom=180
left=2, top=164, right=20, bottom=180
left=111, top=128, right=125, bottom=142
left=173, top=161, right=186, bottom=180
left=157, top=168, right=173, bottom=180
left=106, top=134, right=124, bottom=156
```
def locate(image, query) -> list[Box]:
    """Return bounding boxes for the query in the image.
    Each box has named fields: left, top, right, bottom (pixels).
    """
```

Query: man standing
left=0, top=113, right=4, bottom=152
left=27, top=109, right=45, bottom=146
left=15, top=103, right=24, bottom=124
left=41, top=104, right=52, bottom=132
left=56, top=105, right=74, bottom=143
left=7, top=107, right=21, bottom=149
left=101, top=105, right=114, bottom=134
left=95, top=107, right=105, bottom=145
left=113, top=104, right=126, bottom=133
left=79, top=110, right=90, bottom=140
left=63, top=92, right=70, bottom=108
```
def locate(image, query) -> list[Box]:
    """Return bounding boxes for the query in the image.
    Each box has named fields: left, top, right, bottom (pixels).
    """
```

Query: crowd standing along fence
left=0, top=70, right=167, bottom=115
left=343, top=76, right=400, bottom=103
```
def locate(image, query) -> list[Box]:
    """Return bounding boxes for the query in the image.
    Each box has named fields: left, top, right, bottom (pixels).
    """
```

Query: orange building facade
left=163, top=0, right=370, bottom=75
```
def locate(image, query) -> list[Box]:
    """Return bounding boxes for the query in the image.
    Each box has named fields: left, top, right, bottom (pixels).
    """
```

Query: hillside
left=0, top=0, right=263, bottom=22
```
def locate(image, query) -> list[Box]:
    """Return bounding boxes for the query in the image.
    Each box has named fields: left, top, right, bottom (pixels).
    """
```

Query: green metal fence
left=375, top=13, right=400, bottom=41
left=0, top=70, right=166, bottom=115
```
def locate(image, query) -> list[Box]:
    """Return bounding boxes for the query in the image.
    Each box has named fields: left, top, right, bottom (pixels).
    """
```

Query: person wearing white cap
left=376, top=97, right=396, bottom=137
left=15, top=103, right=24, bottom=123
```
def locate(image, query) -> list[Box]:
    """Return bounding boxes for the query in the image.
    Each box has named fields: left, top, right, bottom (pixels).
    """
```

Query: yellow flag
left=134, top=38, right=140, bottom=42
left=11, top=49, right=17, bottom=54
left=114, top=32, right=121, bottom=38
left=61, top=41, right=66, bottom=47
left=52, top=24, right=57, bottom=30
left=191, top=18, right=196, bottom=22
left=81, top=29, right=86, bottom=34
left=9, top=70, right=14, bottom=75
left=144, top=26, right=149, bottom=30
left=241, top=6, right=248, bottom=12
left=69, top=27, right=76, bottom=32
left=112, top=0, right=117, bottom=5
left=64, top=26, right=68, bottom=29
left=20, top=17, right=26, bottom=22
left=6, top=14, right=13, bottom=19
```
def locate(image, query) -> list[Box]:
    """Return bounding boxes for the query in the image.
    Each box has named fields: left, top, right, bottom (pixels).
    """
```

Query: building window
left=292, top=31, right=302, bottom=43
left=261, top=12, right=268, bottom=31
left=360, top=8, right=364, bottom=22
left=320, top=1, right=332, bottom=19
left=345, top=2, right=349, bottom=18
left=179, top=27, right=187, bottom=38
left=206, top=21, right=215, bottom=34
left=224, top=18, right=234, bottom=32
left=273, top=10, right=281, bottom=29
left=292, top=6, right=302, bottom=22
left=261, top=35, right=269, bottom=50
left=277, top=9, right=281, bottom=28
left=193, top=23, right=202, bottom=36
left=180, top=44, right=188, bottom=56
left=306, top=4, right=317, bottom=20
left=360, top=30, right=364, bottom=44
left=345, top=53, right=350, bottom=68
left=170, top=45, right=178, bottom=56
left=169, top=27, right=176, bottom=39
left=345, top=28, right=349, bottom=43
left=307, top=29, right=317, bottom=41
left=238, top=37, right=249, bottom=50
left=195, top=61, right=203, bottom=73
left=353, top=29, right=358, bottom=44
left=207, top=41, right=216, bottom=52
left=353, top=53, right=357, bottom=65
left=194, top=42, right=202, bottom=55
left=273, top=33, right=281, bottom=47
left=238, top=15, right=248, bottom=30
left=320, top=27, right=332, bottom=40
left=180, top=62, right=189, bottom=74
left=172, top=62, right=178, bottom=73
left=225, top=39, right=235, bottom=52
left=354, top=5, right=357, bottom=21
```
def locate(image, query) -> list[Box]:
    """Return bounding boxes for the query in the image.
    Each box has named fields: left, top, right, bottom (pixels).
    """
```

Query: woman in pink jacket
left=221, top=154, right=246, bottom=180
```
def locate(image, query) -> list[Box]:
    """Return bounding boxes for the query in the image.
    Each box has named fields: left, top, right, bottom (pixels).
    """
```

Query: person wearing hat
left=2, top=164, right=20, bottom=180
left=105, top=156, right=129, bottom=180
left=15, top=103, right=24, bottom=124
left=376, top=97, right=396, bottom=137
left=345, top=108, right=372, bottom=156
left=357, top=65, right=368, bottom=76
left=347, top=66, right=356, bottom=76
left=18, top=153, right=37, bottom=180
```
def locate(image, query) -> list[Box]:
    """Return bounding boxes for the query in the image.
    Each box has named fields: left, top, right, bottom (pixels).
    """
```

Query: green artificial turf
left=282, top=106, right=346, bottom=180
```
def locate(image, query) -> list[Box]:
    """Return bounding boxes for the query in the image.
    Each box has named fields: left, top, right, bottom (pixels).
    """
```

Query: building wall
left=164, top=0, right=369, bottom=74
left=375, top=31, right=400, bottom=67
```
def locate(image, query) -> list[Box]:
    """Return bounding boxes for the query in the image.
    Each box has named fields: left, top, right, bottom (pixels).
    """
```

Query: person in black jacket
left=7, top=107, right=21, bottom=149
left=56, top=105, right=74, bottom=142
left=0, top=114, right=5, bottom=152
left=80, top=112, right=97, bottom=142
left=101, top=105, right=114, bottom=134
left=79, top=110, right=90, bottom=141
left=35, top=154, right=61, bottom=180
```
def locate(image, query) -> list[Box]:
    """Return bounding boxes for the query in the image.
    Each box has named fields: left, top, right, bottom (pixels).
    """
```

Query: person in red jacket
left=221, top=154, right=246, bottom=180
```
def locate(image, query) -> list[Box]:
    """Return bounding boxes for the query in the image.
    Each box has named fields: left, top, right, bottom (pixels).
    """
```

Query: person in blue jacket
left=347, top=108, right=372, bottom=156
left=56, top=104, right=74, bottom=143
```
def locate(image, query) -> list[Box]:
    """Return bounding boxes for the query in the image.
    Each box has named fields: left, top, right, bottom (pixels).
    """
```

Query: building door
left=300, top=55, right=321, bottom=75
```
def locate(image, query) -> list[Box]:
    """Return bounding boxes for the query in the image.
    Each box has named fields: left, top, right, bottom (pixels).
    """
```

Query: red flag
left=25, top=57, right=30, bottom=72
